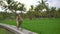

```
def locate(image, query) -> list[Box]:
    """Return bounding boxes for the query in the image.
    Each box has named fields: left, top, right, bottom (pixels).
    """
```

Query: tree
left=34, top=0, right=49, bottom=18
left=55, top=8, right=60, bottom=18
left=27, top=5, right=34, bottom=20
left=49, top=7, right=56, bottom=18
left=0, top=0, right=25, bottom=19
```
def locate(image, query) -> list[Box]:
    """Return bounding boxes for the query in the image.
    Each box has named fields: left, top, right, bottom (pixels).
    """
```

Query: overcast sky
left=14, top=0, right=60, bottom=10
left=48, top=0, right=60, bottom=8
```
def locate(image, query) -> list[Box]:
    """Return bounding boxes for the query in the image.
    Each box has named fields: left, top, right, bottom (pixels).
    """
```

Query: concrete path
left=0, top=23, right=38, bottom=34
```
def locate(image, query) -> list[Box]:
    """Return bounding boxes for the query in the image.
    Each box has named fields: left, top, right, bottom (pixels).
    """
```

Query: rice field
left=0, top=18, right=60, bottom=34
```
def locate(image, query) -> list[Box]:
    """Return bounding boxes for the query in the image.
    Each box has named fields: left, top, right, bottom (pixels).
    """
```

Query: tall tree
left=34, top=0, right=49, bottom=18
left=50, top=7, right=56, bottom=18
left=55, top=8, right=60, bottom=18
left=0, top=0, right=25, bottom=18
left=27, top=5, right=34, bottom=20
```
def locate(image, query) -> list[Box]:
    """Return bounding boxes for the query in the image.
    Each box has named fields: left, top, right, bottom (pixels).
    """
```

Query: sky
left=15, top=0, right=40, bottom=11
left=14, top=0, right=60, bottom=11
left=47, top=0, right=60, bottom=8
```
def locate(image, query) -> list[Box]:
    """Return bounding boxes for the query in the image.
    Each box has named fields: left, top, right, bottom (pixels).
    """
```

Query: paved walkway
left=0, top=23, right=38, bottom=34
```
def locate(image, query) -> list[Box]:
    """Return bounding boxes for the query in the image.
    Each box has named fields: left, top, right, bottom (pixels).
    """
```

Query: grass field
left=0, top=18, right=60, bottom=34
left=0, top=28, right=15, bottom=34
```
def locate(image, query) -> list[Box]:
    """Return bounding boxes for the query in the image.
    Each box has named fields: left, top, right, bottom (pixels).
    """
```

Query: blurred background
left=0, top=0, right=60, bottom=34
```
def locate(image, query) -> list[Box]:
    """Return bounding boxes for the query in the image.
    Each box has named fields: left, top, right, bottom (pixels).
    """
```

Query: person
left=16, top=14, right=23, bottom=30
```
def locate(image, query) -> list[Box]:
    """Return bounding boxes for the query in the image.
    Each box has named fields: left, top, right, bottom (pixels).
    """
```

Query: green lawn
left=0, top=18, right=60, bottom=34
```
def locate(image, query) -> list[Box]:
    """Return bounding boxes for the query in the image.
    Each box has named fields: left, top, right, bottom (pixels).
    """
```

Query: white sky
left=14, top=0, right=60, bottom=11
left=47, top=0, right=60, bottom=8
left=15, top=0, right=40, bottom=11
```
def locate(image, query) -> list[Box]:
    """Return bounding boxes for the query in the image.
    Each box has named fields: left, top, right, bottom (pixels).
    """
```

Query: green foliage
left=27, top=5, right=34, bottom=19
left=33, top=0, right=49, bottom=18
left=7, top=0, right=12, bottom=4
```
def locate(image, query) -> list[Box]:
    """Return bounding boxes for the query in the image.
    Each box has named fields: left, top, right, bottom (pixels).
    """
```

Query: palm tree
left=34, top=0, right=50, bottom=18
left=27, top=5, right=34, bottom=20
